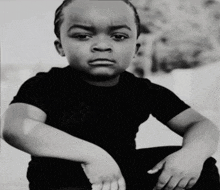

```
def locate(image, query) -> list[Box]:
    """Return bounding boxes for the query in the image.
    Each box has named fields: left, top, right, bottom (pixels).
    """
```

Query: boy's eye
left=72, top=34, right=92, bottom=40
left=111, top=34, right=128, bottom=41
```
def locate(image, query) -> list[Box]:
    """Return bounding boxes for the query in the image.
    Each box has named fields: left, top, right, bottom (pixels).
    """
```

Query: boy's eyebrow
left=68, top=24, right=132, bottom=32
left=68, top=24, right=95, bottom=32
left=109, top=25, right=132, bottom=31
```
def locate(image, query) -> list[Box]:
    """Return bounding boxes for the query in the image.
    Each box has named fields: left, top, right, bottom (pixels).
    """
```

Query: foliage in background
left=130, top=0, right=220, bottom=76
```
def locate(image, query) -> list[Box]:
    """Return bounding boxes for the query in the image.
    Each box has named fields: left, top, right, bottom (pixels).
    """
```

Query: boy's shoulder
left=24, top=66, right=71, bottom=84
left=35, top=66, right=70, bottom=79
left=18, top=66, right=73, bottom=93
left=122, top=71, right=164, bottom=91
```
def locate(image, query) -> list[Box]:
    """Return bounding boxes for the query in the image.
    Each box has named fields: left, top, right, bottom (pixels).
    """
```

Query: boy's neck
left=69, top=67, right=121, bottom=87
left=81, top=75, right=120, bottom=87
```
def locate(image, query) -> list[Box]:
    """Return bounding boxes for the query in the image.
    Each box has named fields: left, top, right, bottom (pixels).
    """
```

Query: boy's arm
left=167, top=108, right=219, bottom=159
left=2, top=103, right=126, bottom=190
left=2, top=103, right=103, bottom=162
left=149, top=108, right=220, bottom=190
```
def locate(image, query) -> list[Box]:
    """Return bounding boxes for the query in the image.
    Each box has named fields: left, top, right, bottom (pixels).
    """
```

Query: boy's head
left=54, top=0, right=141, bottom=86
left=54, top=0, right=141, bottom=39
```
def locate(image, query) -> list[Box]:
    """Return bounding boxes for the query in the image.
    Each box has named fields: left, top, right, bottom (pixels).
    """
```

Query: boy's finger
left=110, top=180, right=118, bottom=190
left=153, top=170, right=171, bottom=190
left=92, top=183, right=102, bottom=190
left=102, top=182, right=111, bottom=190
left=118, top=177, right=126, bottom=190
left=176, top=178, right=189, bottom=189
left=185, top=178, right=198, bottom=189
left=148, top=160, right=165, bottom=174
left=164, top=176, right=180, bottom=190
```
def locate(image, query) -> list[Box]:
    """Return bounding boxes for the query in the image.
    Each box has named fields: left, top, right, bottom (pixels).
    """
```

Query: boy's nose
left=91, top=41, right=112, bottom=52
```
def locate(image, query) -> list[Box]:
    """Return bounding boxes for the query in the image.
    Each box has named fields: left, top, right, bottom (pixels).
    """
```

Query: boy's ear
left=54, top=39, right=65, bottom=56
left=135, top=43, right=141, bottom=55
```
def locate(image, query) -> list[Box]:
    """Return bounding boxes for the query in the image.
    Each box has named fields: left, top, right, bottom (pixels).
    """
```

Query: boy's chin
left=85, top=73, right=118, bottom=82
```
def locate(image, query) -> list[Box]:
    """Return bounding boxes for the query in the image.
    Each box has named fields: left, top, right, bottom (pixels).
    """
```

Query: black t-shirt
left=11, top=66, right=190, bottom=188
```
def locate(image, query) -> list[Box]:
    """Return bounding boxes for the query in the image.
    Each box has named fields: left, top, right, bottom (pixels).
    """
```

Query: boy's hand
left=81, top=152, right=126, bottom=190
left=148, top=149, right=204, bottom=190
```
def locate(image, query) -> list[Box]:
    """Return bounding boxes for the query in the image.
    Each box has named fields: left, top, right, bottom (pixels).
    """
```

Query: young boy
left=2, top=0, right=220, bottom=190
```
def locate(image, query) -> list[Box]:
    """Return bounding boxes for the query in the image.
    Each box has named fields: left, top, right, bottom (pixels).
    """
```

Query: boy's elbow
left=2, top=128, right=18, bottom=145
left=2, top=119, right=19, bottom=144
left=2, top=116, right=27, bottom=146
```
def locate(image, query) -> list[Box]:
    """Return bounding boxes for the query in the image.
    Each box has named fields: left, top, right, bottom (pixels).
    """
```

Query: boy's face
left=55, top=0, right=139, bottom=84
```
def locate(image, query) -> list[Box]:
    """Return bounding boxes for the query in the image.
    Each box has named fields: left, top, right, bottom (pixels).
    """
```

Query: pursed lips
left=89, top=58, right=115, bottom=66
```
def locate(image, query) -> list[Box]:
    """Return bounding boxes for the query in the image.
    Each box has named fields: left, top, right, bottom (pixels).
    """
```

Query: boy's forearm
left=182, top=119, right=220, bottom=160
left=3, top=118, right=107, bottom=164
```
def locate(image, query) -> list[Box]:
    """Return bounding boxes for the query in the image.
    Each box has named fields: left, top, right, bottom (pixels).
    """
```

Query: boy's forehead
left=67, top=12, right=131, bottom=26
left=62, top=0, right=135, bottom=27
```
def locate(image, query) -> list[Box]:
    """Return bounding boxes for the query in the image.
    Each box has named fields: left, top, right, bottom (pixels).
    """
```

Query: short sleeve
left=10, top=72, right=51, bottom=113
left=149, top=83, right=190, bottom=124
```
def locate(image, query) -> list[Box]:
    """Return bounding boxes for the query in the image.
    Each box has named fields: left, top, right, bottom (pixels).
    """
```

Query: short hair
left=54, top=0, right=141, bottom=39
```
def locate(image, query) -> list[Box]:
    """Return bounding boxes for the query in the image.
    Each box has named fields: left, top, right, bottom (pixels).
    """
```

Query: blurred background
left=1, top=0, right=220, bottom=189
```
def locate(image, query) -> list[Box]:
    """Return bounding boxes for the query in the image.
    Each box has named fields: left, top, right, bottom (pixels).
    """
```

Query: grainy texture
left=130, top=0, right=220, bottom=75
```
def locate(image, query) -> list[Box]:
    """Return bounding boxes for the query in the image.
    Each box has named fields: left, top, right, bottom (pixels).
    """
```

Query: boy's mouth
left=89, top=59, right=115, bottom=66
